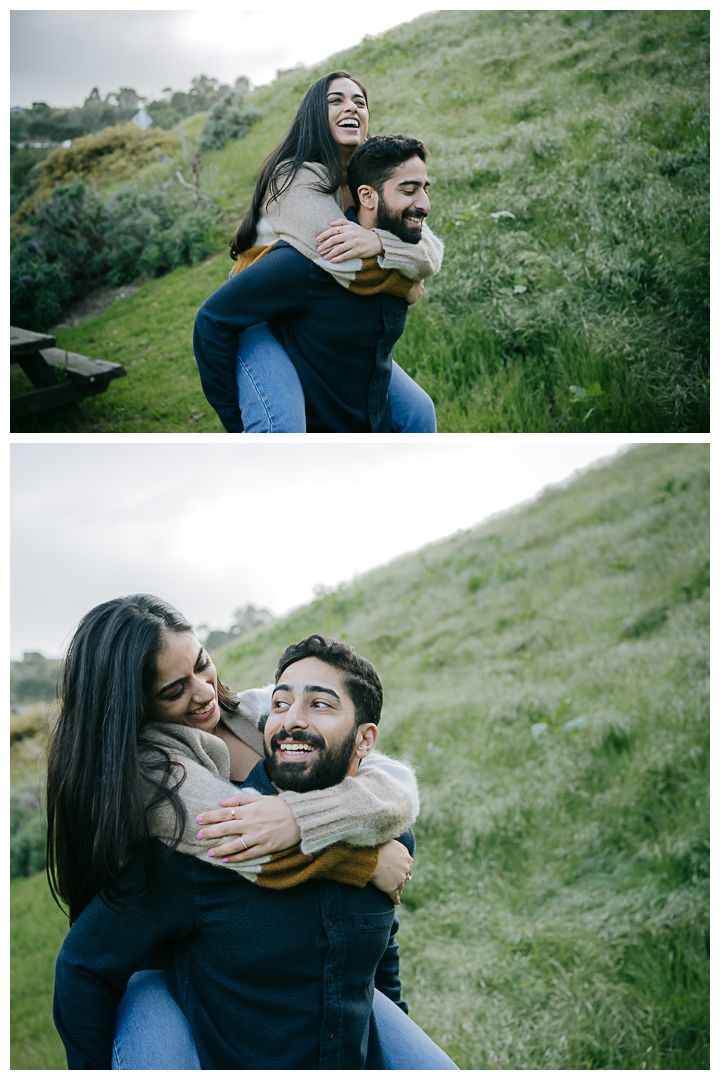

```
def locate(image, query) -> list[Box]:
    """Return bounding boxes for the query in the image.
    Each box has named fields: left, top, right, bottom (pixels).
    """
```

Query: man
left=193, top=136, right=435, bottom=433
left=54, top=636, right=416, bottom=1070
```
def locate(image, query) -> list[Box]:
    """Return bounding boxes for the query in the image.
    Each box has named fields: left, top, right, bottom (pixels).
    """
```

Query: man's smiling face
left=264, top=656, right=362, bottom=792
left=376, top=156, right=431, bottom=245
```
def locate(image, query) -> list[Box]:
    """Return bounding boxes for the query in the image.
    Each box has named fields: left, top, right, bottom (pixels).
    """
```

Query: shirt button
left=329, top=974, right=335, bottom=983
left=328, top=1033, right=335, bottom=1040
left=327, top=920, right=333, bottom=928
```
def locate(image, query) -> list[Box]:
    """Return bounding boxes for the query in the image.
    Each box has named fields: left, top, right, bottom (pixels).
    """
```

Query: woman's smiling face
left=326, top=76, right=369, bottom=152
left=151, top=631, right=220, bottom=732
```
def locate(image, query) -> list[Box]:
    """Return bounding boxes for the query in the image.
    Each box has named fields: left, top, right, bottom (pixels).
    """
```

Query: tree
left=198, top=83, right=263, bottom=151
left=117, top=88, right=142, bottom=111
left=202, top=604, right=274, bottom=651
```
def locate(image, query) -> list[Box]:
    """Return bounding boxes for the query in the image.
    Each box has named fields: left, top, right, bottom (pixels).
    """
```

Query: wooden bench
left=11, top=326, right=127, bottom=430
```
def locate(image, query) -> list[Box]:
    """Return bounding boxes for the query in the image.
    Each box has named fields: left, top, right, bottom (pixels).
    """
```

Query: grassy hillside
left=11, top=705, right=69, bottom=1068
left=13, top=9, right=708, bottom=432
left=212, top=442, right=709, bottom=1068
left=9, top=444, right=709, bottom=1067
left=11, top=874, right=69, bottom=1070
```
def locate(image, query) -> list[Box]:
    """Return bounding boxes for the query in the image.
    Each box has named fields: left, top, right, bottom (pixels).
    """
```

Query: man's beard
left=264, top=725, right=358, bottom=792
left=376, top=191, right=426, bottom=245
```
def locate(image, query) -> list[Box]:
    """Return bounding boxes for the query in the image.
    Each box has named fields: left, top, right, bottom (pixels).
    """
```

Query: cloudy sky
left=11, top=7, right=449, bottom=108
left=11, top=442, right=626, bottom=658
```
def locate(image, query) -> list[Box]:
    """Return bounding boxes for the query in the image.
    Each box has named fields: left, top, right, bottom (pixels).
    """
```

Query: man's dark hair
left=346, top=134, right=428, bottom=209
left=275, top=634, right=383, bottom=727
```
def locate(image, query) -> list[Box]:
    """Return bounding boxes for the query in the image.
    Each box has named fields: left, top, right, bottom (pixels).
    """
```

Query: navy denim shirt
left=54, top=761, right=415, bottom=1070
left=193, top=209, right=408, bottom=433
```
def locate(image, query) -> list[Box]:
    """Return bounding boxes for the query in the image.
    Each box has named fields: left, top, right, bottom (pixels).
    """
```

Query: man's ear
left=356, top=184, right=378, bottom=212
left=354, top=723, right=378, bottom=759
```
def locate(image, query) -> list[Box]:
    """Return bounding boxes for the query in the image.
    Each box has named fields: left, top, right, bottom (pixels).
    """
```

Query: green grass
left=10, top=445, right=709, bottom=1068
left=11, top=258, right=226, bottom=432
left=11, top=873, right=69, bottom=1070
left=212, top=442, right=709, bottom=1067
left=12, top=9, right=708, bottom=432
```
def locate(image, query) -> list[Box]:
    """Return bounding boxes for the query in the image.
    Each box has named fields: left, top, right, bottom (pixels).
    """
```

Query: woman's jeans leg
left=373, top=988, right=459, bottom=1069
left=112, top=970, right=200, bottom=1070
left=388, top=360, right=437, bottom=433
left=236, top=323, right=306, bottom=433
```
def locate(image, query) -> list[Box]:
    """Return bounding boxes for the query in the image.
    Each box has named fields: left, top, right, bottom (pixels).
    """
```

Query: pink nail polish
left=195, top=816, right=203, bottom=823
left=196, top=832, right=203, bottom=840
left=208, top=850, right=215, bottom=858
left=222, top=858, right=229, bottom=863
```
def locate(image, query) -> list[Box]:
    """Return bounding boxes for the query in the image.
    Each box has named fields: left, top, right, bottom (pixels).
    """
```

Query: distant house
left=10, top=106, right=25, bottom=113
left=131, top=107, right=153, bottom=131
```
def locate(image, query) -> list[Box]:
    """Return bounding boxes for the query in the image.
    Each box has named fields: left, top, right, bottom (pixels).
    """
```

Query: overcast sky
left=10, top=442, right=627, bottom=659
left=10, top=7, right=448, bottom=108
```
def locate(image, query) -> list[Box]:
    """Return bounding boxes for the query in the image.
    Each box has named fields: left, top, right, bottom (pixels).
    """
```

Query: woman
left=226, top=70, right=442, bottom=432
left=48, top=595, right=457, bottom=1069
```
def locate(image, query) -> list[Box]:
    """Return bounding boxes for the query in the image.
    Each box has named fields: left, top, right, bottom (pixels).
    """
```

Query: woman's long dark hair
left=45, top=594, right=237, bottom=924
left=230, top=69, right=369, bottom=258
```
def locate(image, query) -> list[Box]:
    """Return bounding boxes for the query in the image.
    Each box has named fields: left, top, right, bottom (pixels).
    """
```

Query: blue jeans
left=112, top=969, right=458, bottom=1070
left=236, top=322, right=437, bottom=433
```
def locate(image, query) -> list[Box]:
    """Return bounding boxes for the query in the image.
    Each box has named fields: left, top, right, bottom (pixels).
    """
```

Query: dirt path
left=51, top=276, right=149, bottom=331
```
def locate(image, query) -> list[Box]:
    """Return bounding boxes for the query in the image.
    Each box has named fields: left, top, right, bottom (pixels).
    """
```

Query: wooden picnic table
left=10, top=326, right=126, bottom=430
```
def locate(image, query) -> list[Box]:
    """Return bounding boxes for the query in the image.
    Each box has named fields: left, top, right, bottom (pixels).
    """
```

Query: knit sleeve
left=374, top=222, right=445, bottom=280
left=144, top=760, right=384, bottom=891
left=261, top=163, right=443, bottom=295
left=142, top=754, right=246, bottom=865
left=279, top=750, right=420, bottom=855
left=261, top=163, right=356, bottom=280
left=139, top=739, right=382, bottom=890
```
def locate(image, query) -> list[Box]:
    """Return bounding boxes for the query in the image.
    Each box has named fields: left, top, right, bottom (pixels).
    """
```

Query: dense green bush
left=10, top=145, right=49, bottom=215
left=198, top=79, right=263, bottom=151
left=11, top=786, right=46, bottom=879
left=10, top=180, right=217, bottom=331
left=11, top=123, right=180, bottom=230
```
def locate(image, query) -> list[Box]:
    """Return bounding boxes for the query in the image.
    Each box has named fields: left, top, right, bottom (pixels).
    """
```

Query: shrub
left=10, top=179, right=218, bottom=331
left=11, top=122, right=179, bottom=231
left=10, top=787, right=46, bottom=879
left=10, top=653, right=60, bottom=706
left=10, top=182, right=110, bottom=330
left=198, top=81, right=263, bottom=151
left=104, top=185, right=217, bottom=283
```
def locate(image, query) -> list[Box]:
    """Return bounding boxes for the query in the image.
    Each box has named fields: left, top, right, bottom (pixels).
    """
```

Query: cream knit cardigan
left=257, top=162, right=444, bottom=288
left=140, top=685, right=419, bottom=881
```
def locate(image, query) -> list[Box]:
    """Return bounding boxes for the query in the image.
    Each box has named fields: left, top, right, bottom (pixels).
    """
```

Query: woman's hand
left=195, top=791, right=301, bottom=863
left=406, top=279, right=425, bottom=305
left=315, top=220, right=383, bottom=263
left=371, top=839, right=414, bottom=905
